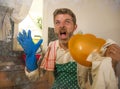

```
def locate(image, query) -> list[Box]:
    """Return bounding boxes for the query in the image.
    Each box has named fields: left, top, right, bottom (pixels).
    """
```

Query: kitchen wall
left=42, top=0, right=120, bottom=48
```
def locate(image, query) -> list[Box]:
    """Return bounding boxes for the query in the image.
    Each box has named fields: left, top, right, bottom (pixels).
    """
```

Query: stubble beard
left=59, top=32, right=73, bottom=49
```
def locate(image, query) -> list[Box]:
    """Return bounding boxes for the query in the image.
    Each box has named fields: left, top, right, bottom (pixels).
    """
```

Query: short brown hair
left=53, top=8, right=76, bottom=25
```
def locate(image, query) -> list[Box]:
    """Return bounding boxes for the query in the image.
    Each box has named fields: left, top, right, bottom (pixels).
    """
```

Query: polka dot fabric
left=52, top=62, right=80, bottom=89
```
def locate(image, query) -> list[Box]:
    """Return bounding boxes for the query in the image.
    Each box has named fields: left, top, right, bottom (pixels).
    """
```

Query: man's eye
left=65, top=21, right=71, bottom=24
left=55, top=21, right=60, bottom=25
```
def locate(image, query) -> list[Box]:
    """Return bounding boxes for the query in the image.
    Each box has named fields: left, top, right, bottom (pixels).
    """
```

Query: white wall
left=42, top=0, right=120, bottom=48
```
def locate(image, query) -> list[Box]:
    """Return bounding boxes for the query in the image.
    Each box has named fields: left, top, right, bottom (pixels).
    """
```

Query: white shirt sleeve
left=25, top=67, right=40, bottom=81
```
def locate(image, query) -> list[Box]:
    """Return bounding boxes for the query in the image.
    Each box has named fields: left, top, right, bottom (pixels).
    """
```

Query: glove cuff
left=26, top=54, right=38, bottom=71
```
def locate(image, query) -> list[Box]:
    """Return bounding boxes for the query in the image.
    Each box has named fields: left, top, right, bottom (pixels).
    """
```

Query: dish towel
left=40, top=40, right=57, bottom=71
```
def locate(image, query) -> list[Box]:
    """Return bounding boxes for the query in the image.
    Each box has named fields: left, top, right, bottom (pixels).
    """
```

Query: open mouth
left=60, top=32, right=66, bottom=35
left=59, top=31, right=67, bottom=39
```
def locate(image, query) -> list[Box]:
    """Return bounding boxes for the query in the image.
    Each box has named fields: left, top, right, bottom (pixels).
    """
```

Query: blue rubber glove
left=17, top=30, right=43, bottom=71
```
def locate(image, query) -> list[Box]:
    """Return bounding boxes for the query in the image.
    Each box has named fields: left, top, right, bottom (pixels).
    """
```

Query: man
left=17, top=8, right=120, bottom=89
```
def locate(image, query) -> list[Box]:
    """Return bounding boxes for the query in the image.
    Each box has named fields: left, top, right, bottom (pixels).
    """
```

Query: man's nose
left=59, top=22, right=65, bottom=28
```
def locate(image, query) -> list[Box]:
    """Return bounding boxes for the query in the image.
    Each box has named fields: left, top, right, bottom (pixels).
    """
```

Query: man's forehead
left=55, top=14, right=72, bottom=20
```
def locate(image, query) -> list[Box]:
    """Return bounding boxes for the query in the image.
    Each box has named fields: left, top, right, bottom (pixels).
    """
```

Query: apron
left=52, top=62, right=80, bottom=89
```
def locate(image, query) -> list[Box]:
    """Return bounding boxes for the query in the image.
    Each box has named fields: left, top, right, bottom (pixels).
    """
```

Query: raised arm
left=17, top=30, right=43, bottom=71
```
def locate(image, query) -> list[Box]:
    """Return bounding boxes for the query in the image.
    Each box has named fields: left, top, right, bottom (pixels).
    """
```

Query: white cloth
left=90, top=39, right=118, bottom=89
left=78, top=39, right=118, bottom=89
left=91, top=53, right=118, bottom=89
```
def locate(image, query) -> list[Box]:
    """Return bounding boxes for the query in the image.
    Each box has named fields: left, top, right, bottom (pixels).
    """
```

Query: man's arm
left=17, top=30, right=43, bottom=81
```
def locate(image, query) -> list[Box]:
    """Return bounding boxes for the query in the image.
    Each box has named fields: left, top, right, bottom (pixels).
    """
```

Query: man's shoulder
left=49, top=40, right=58, bottom=46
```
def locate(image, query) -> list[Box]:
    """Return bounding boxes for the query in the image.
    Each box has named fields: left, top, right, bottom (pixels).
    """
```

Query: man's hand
left=17, top=30, right=43, bottom=55
left=104, top=44, right=120, bottom=69
left=17, top=30, right=43, bottom=71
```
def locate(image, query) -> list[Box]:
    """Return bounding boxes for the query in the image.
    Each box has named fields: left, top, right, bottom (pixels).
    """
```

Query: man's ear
left=74, top=24, right=77, bottom=31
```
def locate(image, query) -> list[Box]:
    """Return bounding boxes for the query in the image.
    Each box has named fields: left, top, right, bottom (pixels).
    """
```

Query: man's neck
left=59, top=41, right=68, bottom=50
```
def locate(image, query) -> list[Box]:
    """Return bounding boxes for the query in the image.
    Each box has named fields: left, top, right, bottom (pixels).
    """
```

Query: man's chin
left=59, top=39, right=69, bottom=44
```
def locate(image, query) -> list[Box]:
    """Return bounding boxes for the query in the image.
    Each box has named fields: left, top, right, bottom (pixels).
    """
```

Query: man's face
left=54, top=14, right=77, bottom=43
